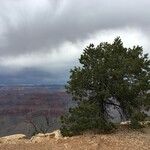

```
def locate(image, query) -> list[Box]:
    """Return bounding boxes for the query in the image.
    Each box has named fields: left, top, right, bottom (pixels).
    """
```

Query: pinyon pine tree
left=61, top=37, right=150, bottom=136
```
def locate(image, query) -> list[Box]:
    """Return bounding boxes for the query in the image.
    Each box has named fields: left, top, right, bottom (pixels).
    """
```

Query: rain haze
left=0, top=0, right=150, bottom=84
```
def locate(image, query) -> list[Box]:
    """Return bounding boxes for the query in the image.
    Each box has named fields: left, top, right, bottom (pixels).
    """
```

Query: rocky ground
left=0, top=127, right=149, bottom=150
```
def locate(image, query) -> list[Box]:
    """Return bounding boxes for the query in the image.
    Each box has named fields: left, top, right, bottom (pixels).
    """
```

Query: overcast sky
left=0, top=0, right=150, bottom=84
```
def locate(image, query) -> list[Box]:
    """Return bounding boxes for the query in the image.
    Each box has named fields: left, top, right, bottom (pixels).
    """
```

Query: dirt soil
left=0, top=128, right=150, bottom=150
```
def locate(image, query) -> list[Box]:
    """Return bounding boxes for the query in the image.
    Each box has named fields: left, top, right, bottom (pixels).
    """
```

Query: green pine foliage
left=60, top=37, right=150, bottom=136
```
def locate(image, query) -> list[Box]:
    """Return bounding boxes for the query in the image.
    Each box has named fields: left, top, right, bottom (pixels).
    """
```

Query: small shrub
left=130, top=112, right=146, bottom=129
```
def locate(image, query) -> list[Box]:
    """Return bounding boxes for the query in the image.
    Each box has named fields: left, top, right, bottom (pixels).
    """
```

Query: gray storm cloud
left=0, top=0, right=149, bottom=84
left=0, top=0, right=150, bottom=56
